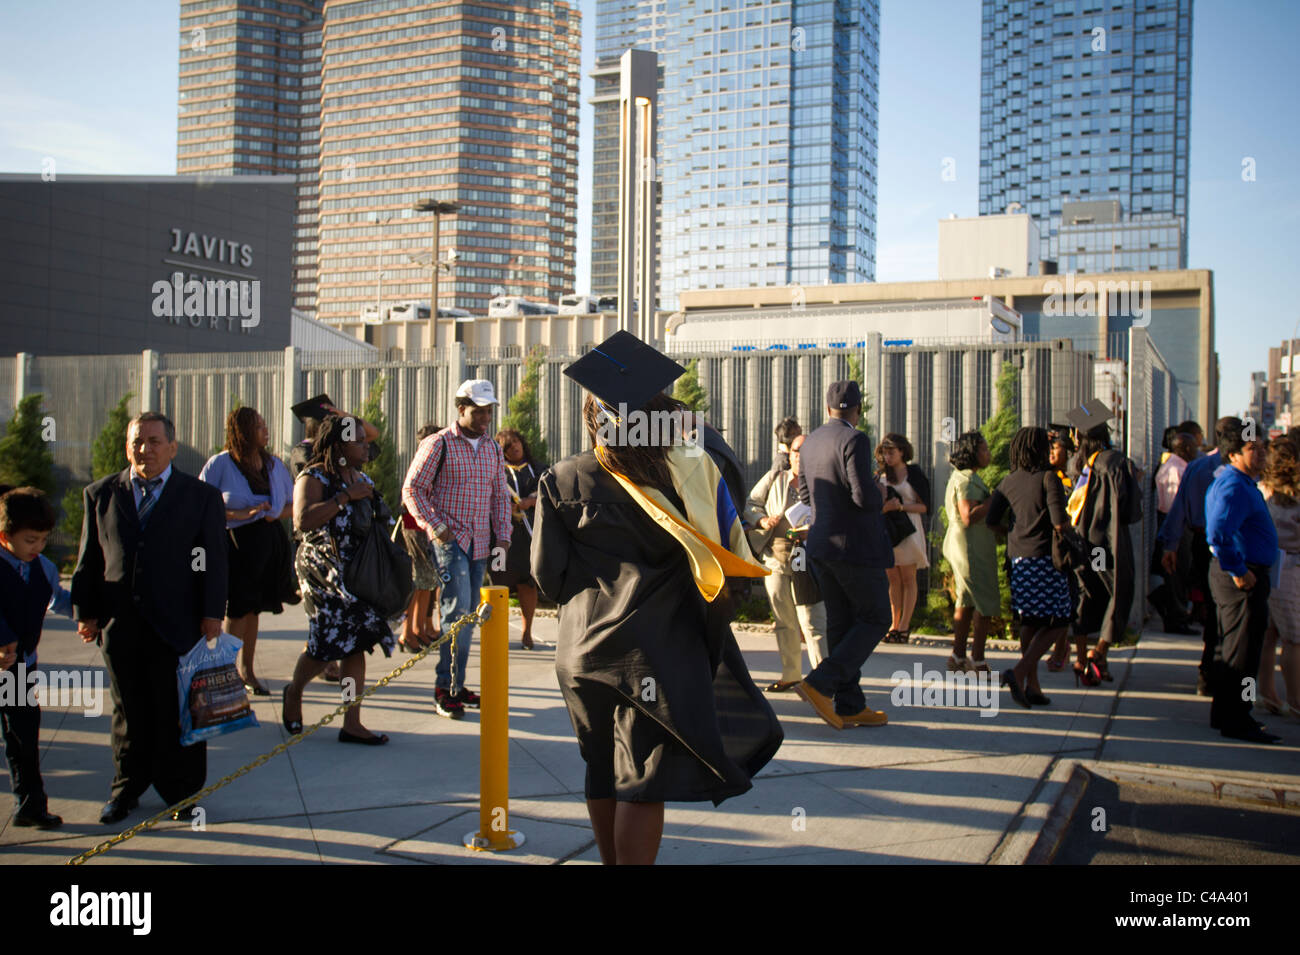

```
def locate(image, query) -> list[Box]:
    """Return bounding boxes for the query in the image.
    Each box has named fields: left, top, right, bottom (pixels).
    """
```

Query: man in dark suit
left=795, top=381, right=894, bottom=729
left=72, top=412, right=227, bottom=824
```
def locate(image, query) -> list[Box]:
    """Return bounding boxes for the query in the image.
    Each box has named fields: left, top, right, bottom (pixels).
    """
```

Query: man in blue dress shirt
left=1204, top=420, right=1279, bottom=744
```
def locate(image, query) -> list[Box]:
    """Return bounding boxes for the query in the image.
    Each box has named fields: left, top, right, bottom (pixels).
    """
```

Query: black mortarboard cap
left=563, top=331, right=686, bottom=412
left=1065, top=398, right=1116, bottom=433
left=291, top=393, right=334, bottom=422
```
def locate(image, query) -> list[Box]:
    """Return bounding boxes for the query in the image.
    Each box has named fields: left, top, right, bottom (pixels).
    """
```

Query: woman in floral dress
left=283, top=415, right=396, bottom=745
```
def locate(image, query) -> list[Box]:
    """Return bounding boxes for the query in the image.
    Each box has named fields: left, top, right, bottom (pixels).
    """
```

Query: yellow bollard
left=463, top=585, right=525, bottom=851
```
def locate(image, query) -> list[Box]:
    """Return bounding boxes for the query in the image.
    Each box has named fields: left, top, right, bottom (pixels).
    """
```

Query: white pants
left=764, top=569, right=828, bottom=681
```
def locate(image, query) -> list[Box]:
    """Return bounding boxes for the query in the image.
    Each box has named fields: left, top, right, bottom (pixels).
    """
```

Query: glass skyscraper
left=178, top=0, right=323, bottom=312
left=658, top=0, right=879, bottom=308
left=979, top=0, right=1192, bottom=271
left=179, top=0, right=580, bottom=321
left=589, top=0, right=664, bottom=297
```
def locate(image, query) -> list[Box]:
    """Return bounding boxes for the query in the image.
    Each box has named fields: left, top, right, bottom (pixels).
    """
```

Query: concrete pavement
left=2, top=607, right=1297, bottom=865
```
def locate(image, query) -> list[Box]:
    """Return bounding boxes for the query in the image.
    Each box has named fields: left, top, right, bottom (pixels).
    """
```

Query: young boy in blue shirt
left=0, top=486, right=74, bottom=828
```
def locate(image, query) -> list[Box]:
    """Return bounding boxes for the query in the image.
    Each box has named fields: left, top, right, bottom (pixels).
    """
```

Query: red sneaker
left=456, top=687, right=480, bottom=708
left=434, top=687, right=464, bottom=719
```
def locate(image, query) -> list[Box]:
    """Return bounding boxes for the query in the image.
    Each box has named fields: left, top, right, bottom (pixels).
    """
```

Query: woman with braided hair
left=284, top=415, right=396, bottom=745
left=985, top=427, right=1072, bottom=707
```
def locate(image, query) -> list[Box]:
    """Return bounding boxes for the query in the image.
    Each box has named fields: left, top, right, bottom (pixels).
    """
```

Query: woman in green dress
left=942, top=432, right=999, bottom=672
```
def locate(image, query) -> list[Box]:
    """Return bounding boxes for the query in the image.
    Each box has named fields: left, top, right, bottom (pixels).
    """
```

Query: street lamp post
left=413, top=199, right=459, bottom=344
left=1287, top=316, right=1300, bottom=430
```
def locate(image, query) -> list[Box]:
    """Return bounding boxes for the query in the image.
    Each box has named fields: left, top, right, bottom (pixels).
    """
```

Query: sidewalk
left=2, top=608, right=1296, bottom=865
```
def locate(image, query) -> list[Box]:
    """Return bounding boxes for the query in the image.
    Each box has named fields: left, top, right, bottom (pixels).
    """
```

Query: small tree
left=979, top=360, right=1019, bottom=490
left=845, top=353, right=875, bottom=439
left=0, top=394, right=55, bottom=494
left=502, top=346, right=550, bottom=464
left=673, top=358, right=710, bottom=415
left=359, top=376, right=399, bottom=509
left=980, top=360, right=1021, bottom=637
left=61, top=391, right=134, bottom=538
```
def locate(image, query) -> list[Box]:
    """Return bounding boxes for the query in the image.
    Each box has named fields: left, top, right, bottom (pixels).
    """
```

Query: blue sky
left=1, top=0, right=1296, bottom=417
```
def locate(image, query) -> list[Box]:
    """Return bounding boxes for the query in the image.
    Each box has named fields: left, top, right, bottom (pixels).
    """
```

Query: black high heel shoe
left=281, top=686, right=303, bottom=736
left=1025, top=688, right=1051, bottom=706
left=1001, top=669, right=1032, bottom=709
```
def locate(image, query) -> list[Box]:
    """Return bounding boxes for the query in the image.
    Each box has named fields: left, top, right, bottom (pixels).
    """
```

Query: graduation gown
left=532, top=450, right=783, bottom=805
left=1073, top=448, right=1142, bottom=642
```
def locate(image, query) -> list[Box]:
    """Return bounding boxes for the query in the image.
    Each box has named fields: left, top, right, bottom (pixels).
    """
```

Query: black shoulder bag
left=883, top=485, right=918, bottom=547
left=342, top=487, right=414, bottom=619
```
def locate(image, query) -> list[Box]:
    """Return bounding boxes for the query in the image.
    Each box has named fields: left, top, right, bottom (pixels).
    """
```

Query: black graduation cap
left=1065, top=398, right=1116, bottom=434
left=564, top=331, right=686, bottom=412
left=291, top=393, right=334, bottom=422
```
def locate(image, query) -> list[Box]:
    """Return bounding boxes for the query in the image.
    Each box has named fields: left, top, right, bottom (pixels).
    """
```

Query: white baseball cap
left=456, top=379, right=499, bottom=406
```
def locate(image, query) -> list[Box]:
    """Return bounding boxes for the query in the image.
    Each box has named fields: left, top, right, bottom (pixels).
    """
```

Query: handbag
left=883, top=486, right=917, bottom=548
left=343, top=494, right=414, bottom=619
left=1052, top=525, right=1087, bottom=573
left=790, top=564, right=822, bottom=605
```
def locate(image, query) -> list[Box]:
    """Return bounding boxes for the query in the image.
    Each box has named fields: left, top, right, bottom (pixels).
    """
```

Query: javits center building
left=0, top=174, right=295, bottom=356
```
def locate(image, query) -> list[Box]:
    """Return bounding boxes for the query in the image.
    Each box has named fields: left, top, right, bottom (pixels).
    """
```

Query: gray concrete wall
left=0, top=175, right=295, bottom=356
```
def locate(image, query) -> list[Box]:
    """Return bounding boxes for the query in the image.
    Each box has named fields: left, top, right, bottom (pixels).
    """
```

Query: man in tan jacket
left=745, top=433, right=827, bottom=692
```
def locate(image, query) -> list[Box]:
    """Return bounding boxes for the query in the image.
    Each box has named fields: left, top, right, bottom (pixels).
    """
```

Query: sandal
left=970, top=658, right=991, bottom=673
left=242, top=678, right=271, bottom=697
left=1087, top=648, right=1112, bottom=683
left=338, top=729, right=389, bottom=746
left=281, top=687, right=303, bottom=736
left=521, top=633, right=534, bottom=650
left=946, top=654, right=973, bottom=673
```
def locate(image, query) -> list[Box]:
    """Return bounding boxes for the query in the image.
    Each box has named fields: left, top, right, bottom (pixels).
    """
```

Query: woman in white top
left=875, top=434, right=930, bottom=643
left=1259, top=436, right=1300, bottom=717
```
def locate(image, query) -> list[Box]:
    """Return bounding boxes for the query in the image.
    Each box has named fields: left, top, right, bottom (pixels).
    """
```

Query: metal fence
left=7, top=331, right=1191, bottom=630
left=7, top=336, right=1098, bottom=496
left=1127, top=326, right=1193, bottom=627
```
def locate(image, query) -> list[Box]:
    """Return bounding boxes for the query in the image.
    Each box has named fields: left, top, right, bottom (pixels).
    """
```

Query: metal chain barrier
left=67, top=603, right=491, bottom=866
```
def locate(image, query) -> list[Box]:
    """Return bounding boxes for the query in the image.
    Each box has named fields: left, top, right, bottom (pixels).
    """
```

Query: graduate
left=531, top=331, right=783, bottom=865
left=1063, top=399, right=1144, bottom=685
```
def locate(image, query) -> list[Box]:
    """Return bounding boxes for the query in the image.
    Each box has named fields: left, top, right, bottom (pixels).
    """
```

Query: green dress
left=942, top=469, right=1000, bottom=616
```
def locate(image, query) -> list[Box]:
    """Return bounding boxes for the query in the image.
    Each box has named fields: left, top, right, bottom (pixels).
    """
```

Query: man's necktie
left=135, top=476, right=162, bottom=526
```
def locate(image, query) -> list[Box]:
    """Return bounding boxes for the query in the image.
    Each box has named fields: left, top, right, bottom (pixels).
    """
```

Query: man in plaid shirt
left=402, top=379, right=512, bottom=719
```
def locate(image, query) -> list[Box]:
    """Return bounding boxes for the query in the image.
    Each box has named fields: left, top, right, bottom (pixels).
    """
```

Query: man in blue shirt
left=1204, top=420, right=1280, bottom=744
left=1161, top=418, right=1234, bottom=693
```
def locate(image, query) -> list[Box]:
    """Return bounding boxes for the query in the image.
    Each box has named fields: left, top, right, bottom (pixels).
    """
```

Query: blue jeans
left=433, top=539, right=487, bottom=694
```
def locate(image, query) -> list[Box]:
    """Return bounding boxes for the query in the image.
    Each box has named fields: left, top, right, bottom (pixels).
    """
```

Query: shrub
left=501, top=346, right=550, bottom=464
left=0, top=394, right=54, bottom=494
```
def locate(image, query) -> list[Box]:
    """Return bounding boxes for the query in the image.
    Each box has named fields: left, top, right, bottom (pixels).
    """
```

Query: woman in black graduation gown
left=1070, top=417, right=1143, bottom=685
left=531, top=332, right=783, bottom=865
